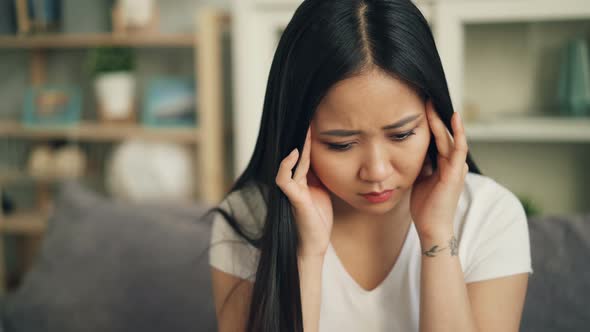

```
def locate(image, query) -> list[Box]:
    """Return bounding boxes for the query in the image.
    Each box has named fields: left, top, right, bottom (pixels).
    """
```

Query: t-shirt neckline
left=327, top=221, right=416, bottom=296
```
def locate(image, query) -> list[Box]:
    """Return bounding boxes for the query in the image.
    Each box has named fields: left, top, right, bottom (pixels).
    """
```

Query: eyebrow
left=319, top=113, right=422, bottom=137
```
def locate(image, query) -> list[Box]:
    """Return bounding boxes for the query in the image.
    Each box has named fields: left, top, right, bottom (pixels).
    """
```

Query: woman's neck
left=330, top=188, right=413, bottom=247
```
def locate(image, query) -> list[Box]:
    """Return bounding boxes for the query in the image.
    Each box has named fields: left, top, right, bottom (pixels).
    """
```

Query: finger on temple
left=450, top=112, right=469, bottom=167
left=427, top=101, right=452, bottom=158
left=276, top=149, right=298, bottom=189
left=294, top=127, right=312, bottom=181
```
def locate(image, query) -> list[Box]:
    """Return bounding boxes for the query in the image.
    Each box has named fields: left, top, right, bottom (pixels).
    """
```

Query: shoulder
left=457, top=174, right=533, bottom=282
left=463, top=172, right=514, bottom=199
left=462, top=173, right=523, bottom=214
left=455, top=173, right=526, bottom=234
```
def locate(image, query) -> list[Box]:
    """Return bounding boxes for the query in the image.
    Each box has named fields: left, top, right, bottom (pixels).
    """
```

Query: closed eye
left=326, top=129, right=417, bottom=151
left=390, top=129, right=416, bottom=141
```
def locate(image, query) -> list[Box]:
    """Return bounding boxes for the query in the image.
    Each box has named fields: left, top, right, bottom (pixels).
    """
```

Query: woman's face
left=310, top=69, right=431, bottom=215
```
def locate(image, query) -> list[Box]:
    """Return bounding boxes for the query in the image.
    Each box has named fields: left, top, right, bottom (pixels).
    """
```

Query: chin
left=359, top=205, right=396, bottom=216
left=361, top=199, right=400, bottom=215
left=334, top=193, right=401, bottom=216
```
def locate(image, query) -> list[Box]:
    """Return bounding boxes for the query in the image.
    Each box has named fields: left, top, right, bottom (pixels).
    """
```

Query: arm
left=211, top=267, right=253, bottom=332
left=212, top=256, right=325, bottom=332
left=298, top=255, right=325, bottom=332
left=419, top=229, right=478, bottom=332
left=419, top=229, right=529, bottom=332
left=466, top=273, right=529, bottom=331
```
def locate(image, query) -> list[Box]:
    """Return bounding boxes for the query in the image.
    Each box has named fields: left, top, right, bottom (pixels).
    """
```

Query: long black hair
left=209, top=0, right=482, bottom=331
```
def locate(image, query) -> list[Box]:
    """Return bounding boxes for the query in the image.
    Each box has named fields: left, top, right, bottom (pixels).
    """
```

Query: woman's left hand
left=410, top=99, right=470, bottom=240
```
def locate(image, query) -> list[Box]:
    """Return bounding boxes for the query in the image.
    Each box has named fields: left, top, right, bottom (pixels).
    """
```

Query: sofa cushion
left=1, top=181, right=217, bottom=332
left=521, top=212, right=590, bottom=332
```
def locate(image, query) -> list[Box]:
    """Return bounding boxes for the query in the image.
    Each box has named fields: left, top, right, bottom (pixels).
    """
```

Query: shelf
left=0, top=168, right=92, bottom=185
left=0, top=33, right=196, bottom=49
left=465, top=116, right=590, bottom=142
left=0, top=121, right=201, bottom=143
left=0, top=211, right=49, bottom=235
left=0, top=168, right=25, bottom=183
left=0, top=8, right=230, bottom=295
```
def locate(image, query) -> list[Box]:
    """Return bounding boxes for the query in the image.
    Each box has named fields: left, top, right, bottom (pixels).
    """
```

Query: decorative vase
left=557, top=38, right=590, bottom=117
left=106, top=140, right=196, bottom=203
left=94, top=71, right=136, bottom=122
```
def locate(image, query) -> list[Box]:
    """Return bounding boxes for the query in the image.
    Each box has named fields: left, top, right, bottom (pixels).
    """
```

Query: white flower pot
left=94, top=72, right=136, bottom=120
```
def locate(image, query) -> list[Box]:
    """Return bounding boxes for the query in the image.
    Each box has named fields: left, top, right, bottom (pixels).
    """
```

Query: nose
left=358, top=145, right=393, bottom=184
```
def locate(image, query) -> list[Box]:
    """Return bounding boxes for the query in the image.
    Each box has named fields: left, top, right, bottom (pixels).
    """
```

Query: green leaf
left=86, top=47, right=136, bottom=77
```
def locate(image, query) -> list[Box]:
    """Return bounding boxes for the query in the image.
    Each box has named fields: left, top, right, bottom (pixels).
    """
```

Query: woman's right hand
left=275, top=126, right=333, bottom=258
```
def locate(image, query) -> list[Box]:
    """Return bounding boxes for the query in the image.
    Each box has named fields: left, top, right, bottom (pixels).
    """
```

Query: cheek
left=392, top=131, right=431, bottom=175
left=310, top=144, right=351, bottom=190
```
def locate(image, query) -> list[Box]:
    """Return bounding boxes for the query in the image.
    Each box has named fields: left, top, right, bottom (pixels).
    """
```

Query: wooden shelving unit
left=0, top=210, right=49, bottom=293
left=0, top=8, right=229, bottom=202
left=432, top=0, right=590, bottom=215
left=0, top=8, right=231, bottom=293
left=0, top=33, right=196, bottom=48
left=0, top=121, right=201, bottom=143
left=466, top=116, right=590, bottom=142
left=0, top=167, right=100, bottom=185
left=0, top=211, right=48, bottom=235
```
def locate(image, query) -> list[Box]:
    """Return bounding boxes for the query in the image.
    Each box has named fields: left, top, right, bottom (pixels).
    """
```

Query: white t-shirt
left=209, top=173, right=534, bottom=331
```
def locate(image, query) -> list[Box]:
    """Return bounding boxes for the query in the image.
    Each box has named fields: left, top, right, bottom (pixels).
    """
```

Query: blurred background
left=0, top=0, right=233, bottom=291
left=0, top=0, right=588, bottom=331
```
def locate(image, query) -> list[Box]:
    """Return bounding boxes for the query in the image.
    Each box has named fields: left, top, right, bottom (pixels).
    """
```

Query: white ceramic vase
left=94, top=71, right=136, bottom=120
left=106, top=140, right=196, bottom=203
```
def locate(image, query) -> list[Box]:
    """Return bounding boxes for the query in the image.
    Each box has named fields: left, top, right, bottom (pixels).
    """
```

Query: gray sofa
left=0, top=181, right=588, bottom=331
left=520, top=211, right=590, bottom=331
left=0, top=181, right=217, bottom=332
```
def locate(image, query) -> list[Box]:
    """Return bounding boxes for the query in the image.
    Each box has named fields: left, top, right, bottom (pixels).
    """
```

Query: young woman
left=208, top=0, right=533, bottom=331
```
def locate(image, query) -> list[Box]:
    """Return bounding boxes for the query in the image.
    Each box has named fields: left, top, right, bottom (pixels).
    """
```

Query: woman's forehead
left=314, top=71, right=424, bottom=127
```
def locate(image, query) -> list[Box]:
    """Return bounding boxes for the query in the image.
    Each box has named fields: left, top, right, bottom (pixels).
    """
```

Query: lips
left=360, top=189, right=394, bottom=203
left=362, top=190, right=392, bottom=195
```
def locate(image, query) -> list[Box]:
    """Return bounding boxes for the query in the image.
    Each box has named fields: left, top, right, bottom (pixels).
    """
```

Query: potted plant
left=517, top=194, right=541, bottom=218
left=87, top=46, right=137, bottom=122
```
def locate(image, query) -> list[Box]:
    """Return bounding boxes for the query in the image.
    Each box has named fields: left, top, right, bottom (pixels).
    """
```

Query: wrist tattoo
left=422, top=235, right=459, bottom=257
